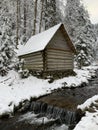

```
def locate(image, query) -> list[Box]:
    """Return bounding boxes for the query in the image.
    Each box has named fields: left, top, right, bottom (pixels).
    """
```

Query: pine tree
left=0, top=18, right=15, bottom=75
left=64, top=0, right=96, bottom=68
left=43, top=0, right=60, bottom=30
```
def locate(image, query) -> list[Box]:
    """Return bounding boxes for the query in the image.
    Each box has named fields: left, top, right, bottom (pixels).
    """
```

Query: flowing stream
left=0, top=70, right=98, bottom=130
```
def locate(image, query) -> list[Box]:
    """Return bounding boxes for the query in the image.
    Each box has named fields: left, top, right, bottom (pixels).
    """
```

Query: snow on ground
left=74, top=112, right=98, bottom=130
left=74, top=96, right=98, bottom=130
left=74, top=83, right=98, bottom=130
left=0, top=65, right=98, bottom=116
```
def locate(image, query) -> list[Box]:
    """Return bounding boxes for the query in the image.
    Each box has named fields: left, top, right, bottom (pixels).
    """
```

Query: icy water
left=0, top=112, right=68, bottom=130
left=0, top=71, right=98, bottom=130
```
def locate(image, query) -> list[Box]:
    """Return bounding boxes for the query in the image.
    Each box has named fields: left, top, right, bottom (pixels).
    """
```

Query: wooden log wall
left=47, top=30, right=71, bottom=51
left=45, top=28, right=74, bottom=71
left=19, top=51, right=43, bottom=71
left=46, top=49, right=74, bottom=71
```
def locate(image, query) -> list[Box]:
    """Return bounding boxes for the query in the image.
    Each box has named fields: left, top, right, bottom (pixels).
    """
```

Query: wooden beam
left=43, top=49, right=47, bottom=71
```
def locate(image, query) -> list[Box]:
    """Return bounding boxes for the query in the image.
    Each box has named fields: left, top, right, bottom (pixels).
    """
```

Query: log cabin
left=18, top=23, right=76, bottom=77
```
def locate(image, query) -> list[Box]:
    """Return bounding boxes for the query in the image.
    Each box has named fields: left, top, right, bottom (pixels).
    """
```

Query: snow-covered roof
left=18, top=23, right=62, bottom=56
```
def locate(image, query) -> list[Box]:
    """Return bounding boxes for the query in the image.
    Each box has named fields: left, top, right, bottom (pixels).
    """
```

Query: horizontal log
left=20, top=51, right=42, bottom=58
left=21, top=54, right=42, bottom=60
left=48, top=65, right=73, bottom=68
left=47, top=50, right=72, bottom=54
left=47, top=63, right=73, bottom=66
left=24, top=60, right=43, bottom=64
left=24, top=66, right=43, bottom=70
left=24, top=65, right=43, bottom=68
left=24, top=64, right=43, bottom=67
left=24, top=59, right=43, bottom=63
left=47, top=67, right=73, bottom=71
left=54, top=38, right=67, bottom=42
left=21, top=56, right=43, bottom=61
left=47, top=48, right=73, bottom=54
left=47, top=64, right=73, bottom=68
left=47, top=59, right=73, bottom=63
left=47, top=55, right=73, bottom=60
left=47, top=51, right=73, bottom=57
left=22, top=54, right=42, bottom=59
left=47, top=58, right=73, bottom=63
left=47, top=55, right=73, bottom=59
left=24, top=65, right=43, bottom=70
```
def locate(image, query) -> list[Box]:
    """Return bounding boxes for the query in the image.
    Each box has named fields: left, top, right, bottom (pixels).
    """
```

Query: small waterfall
left=29, top=101, right=77, bottom=126
left=30, top=101, right=42, bottom=114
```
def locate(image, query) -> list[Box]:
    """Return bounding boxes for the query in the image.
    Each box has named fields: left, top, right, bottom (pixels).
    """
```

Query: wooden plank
left=47, top=55, right=72, bottom=59
left=47, top=62, right=73, bottom=66
left=47, top=48, right=72, bottom=54
left=48, top=65, right=73, bottom=68
left=47, top=64, right=73, bottom=68
left=24, top=59, right=43, bottom=63
left=21, top=54, right=42, bottom=60
left=47, top=51, right=72, bottom=57
left=22, top=54, right=42, bottom=60
left=47, top=67, right=73, bottom=71
left=24, top=61, right=43, bottom=64
left=24, top=57, right=43, bottom=61
left=24, top=65, right=43, bottom=69
left=47, top=67, right=73, bottom=70
left=47, top=48, right=73, bottom=54
left=22, top=58, right=43, bottom=63
left=24, top=66, right=43, bottom=70
left=24, top=64, right=43, bottom=67
left=24, top=63, right=43, bottom=67
left=47, top=64, right=73, bottom=67
left=47, top=58, right=73, bottom=62
left=20, top=51, right=42, bottom=58
left=47, top=59, right=73, bottom=63
left=60, top=25, right=76, bottom=54
left=24, top=65, right=43, bottom=68
left=43, top=49, right=47, bottom=71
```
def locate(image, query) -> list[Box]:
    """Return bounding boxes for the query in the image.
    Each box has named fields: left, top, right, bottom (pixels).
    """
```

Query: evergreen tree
left=43, top=0, right=61, bottom=30
left=64, top=0, right=96, bottom=68
left=0, top=18, right=15, bottom=75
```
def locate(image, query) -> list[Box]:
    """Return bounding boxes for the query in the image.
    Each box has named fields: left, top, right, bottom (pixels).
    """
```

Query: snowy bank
left=0, top=65, right=98, bottom=116
left=74, top=85, right=98, bottom=130
left=74, top=95, right=98, bottom=130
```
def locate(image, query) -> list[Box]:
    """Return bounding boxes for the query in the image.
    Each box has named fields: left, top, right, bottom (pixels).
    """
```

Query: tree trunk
left=44, top=0, right=47, bottom=30
left=16, top=0, right=19, bottom=47
left=33, top=0, right=38, bottom=35
left=24, top=0, right=27, bottom=39
left=39, top=0, right=44, bottom=33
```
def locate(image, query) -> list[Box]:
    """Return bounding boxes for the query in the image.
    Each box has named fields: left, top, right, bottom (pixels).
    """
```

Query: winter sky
left=83, top=0, right=98, bottom=24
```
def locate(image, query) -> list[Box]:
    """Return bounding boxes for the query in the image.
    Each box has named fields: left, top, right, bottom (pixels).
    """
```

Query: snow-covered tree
left=0, top=17, right=15, bottom=76
left=64, top=0, right=96, bottom=68
left=43, top=0, right=61, bottom=30
left=94, top=24, right=98, bottom=36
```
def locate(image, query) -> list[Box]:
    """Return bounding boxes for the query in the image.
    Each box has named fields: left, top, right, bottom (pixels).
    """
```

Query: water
left=0, top=70, right=98, bottom=130
left=0, top=112, right=68, bottom=130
